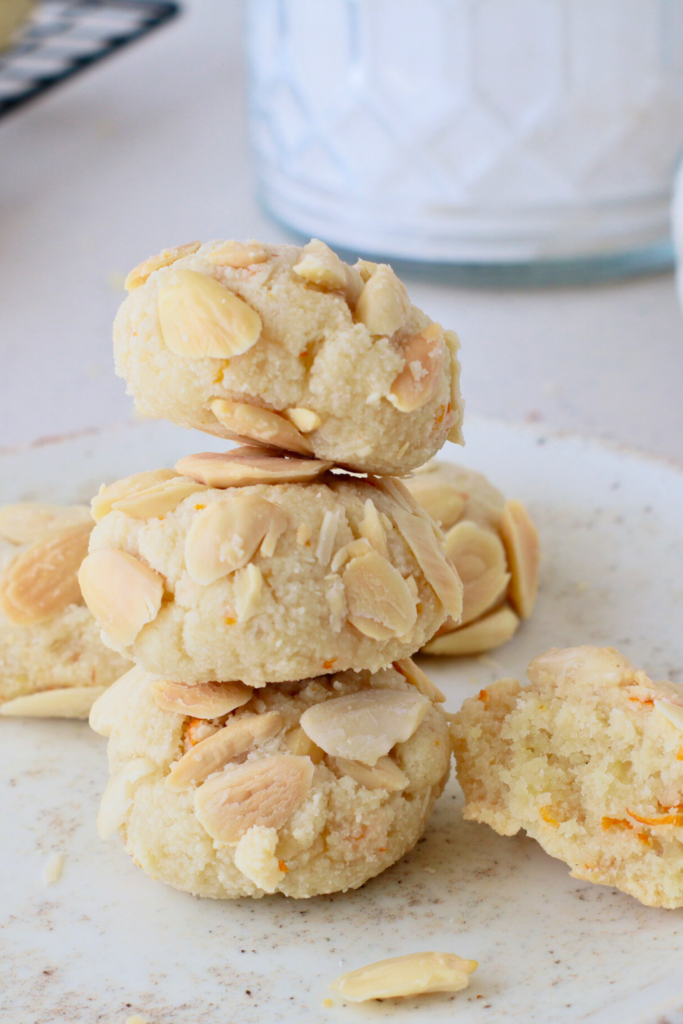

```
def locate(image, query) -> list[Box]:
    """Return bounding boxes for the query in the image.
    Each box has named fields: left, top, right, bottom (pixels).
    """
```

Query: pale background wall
left=1, top=0, right=682, bottom=460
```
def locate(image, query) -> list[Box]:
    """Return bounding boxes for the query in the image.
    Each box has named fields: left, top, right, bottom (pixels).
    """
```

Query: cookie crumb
left=125, top=1015, right=150, bottom=1024
left=42, top=852, right=64, bottom=886
left=322, top=997, right=334, bottom=1007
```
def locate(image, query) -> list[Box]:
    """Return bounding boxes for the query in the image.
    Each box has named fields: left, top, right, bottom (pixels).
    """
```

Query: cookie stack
left=83, top=238, right=466, bottom=898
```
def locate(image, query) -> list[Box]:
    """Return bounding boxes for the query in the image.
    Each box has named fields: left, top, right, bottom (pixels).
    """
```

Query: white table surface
left=1, top=0, right=682, bottom=461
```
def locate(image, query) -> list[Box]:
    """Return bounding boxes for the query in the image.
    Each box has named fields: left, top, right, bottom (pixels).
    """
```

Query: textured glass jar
left=246, top=0, right=683, bottom=272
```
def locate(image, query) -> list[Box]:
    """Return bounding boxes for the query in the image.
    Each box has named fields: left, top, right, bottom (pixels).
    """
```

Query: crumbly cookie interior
left=451, top=646, right=683, bottom=908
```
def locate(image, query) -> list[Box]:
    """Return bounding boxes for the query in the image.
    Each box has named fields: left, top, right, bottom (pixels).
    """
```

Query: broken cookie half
left=451, top=645, right=683, bottom=908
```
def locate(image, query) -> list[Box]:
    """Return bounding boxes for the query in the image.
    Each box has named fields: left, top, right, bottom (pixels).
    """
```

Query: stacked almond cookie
left=82, top=238, right=465, bottom=898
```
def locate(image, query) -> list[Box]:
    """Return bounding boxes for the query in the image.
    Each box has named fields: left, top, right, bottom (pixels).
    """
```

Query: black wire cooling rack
left=0, top=0, right=179, bottom=119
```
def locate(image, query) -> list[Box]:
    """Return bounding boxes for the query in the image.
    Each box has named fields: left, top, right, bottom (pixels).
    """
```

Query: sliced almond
left=326, top=577, right=347, bottom=633
left=1, top=524, right=91, bottom=625
left=500, top=499, right=539, bottom=619
left=296, top=523, right=312, bottom=546
left=527, top=646, right=633, bottom=689
left=152, top=679, right=253, bottom=718
left=445, top=520, right=510, bottom=626
left=404, top=479, right=466, bottom=531
left=392, top=508, right=463, bottom=622
left=355, top=264, right=411, bottom=337
left=194, top=754, right=314, bottom=843
left=234, top=563, right=265, bottom=622
left=158, top=269, right=262, bottom=358
left=205, top=240, right=268, bottom=268
left=184, top=495, right=288, bottom=585
left=432, top=614, right=458, bottom=638
left=343, top=551, right=417, bottom=640
left=423, top=603, right=519, bottom=656
left=90, top=665, right=151, bottom=736
left=412, top=464, right=505, bottom=531
left=91, top=469, right=178, bottom=522
left=210, top=398, right=313, bottom=455
left=175, top=447, right=332, bottom=488
left=316, top=509, right=342, bottom=566
left=0, top=686, right=107, bottom=719
left=393, top=657, right=446, bottom=703
left=358, top=498, right=389, bottom=558
left=330, top=538, right=373, bottom=573
left=284, top=408, right=322, bottom=433
left=330, top=952, right=478, bottom=1002
left=0, top=502, right=92, bottom=546
left=167, top=711, right=283, bottom=790
left=78, top=549, right=164, bottom=646
left=299, top=688, right=430, bottom=765
left=260, top=514, right=287, bottom=558
left=334, top=755, right=408, bottom=791
left=111, top=477, right=208, bottom=518
left=444, top=329, right=464, bottom=445
left=285, top=725, right=325, bottom=763
left=347, top=615, right=396, bottom=641
left=388, top=323, right=445, bottom=413
left=293, top=239, right=363, bottom=305
left=124, top=241, right=201, bottom=291
left=98, top=757, right=156, bottom=839
left=654, top=699, right=683, bottom=733
left=355, top=259, right=379, bottom=283
left=378, top=477, right=445, bottom=544
left=372, top=475, right=423, bottom=516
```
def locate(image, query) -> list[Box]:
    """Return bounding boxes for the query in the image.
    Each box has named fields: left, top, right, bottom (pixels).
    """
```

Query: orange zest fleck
left=186, top=718, right=204, bottom=746
left=627, top=807, right=683, bottom=827
left=539, top=806, right=559, bottom=828
left=278, top=859, right=289, bottom=873
left=628, top=696, right=654, bottom=707
left=194, top=503, right=206, bottom=510
left=677, top=748, right=683, bottom=761
left=637, top=831, right=654, bottom=846
left=322, top=658, right=337, bottom=670
left=435, top=404, right=446, bottom=425
left=378, top=847, right=387, bottom=852
left=601, top=816, right=632, bottom=832
left=657, top=799, right=683, bottom=812
left=225, top=616, right=237, bottom=625
left=477, top=689, right=488, bottom=704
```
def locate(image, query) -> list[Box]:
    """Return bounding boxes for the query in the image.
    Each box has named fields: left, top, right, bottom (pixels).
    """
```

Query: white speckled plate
left=1, top=416, right=683, bottom=1024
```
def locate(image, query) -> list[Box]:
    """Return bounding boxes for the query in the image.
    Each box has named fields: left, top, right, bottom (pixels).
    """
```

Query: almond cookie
left=405, top=461, right=539, bottom=656
left=78, top=457, right=463, bottom=685
left=90, top=661, right=451, bottom=899
left=0, top=502, right=130, bottom=715
left=113, top=238, right=463, bottom=475
left=451, top=645, right=683, bottom=908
